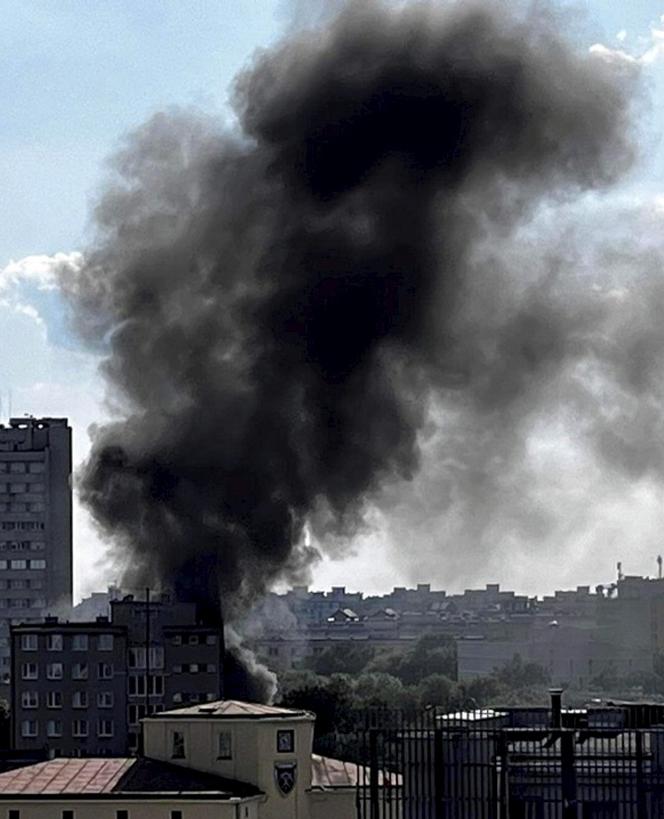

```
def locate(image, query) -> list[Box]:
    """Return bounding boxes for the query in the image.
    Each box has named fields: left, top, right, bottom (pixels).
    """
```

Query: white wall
left=0, top=798, right=257, bottom=818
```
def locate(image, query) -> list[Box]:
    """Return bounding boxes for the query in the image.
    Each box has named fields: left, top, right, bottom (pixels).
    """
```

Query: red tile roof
left=311, top=755, right=401, bottom=788
left=150, top=699, right=313, bottom=720
left=0, top=758, right=132, bottom=795
left=0, top=758, right=261, bottom=798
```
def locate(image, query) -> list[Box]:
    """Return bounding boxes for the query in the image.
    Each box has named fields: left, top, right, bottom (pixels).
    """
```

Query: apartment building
left=0, top=417, right=72, bottom=684
left=10, top=596, right=224, bottom=756
left=110, top=595, right=224, bottom=751
left=11, top=617, right=127, bottom=756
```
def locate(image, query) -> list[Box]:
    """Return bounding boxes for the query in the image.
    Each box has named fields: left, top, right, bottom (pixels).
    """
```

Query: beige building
left=0, top=700, right=385, bottom=818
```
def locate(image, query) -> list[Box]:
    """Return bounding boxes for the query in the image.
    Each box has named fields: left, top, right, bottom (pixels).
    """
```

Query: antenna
left=658, top=555, right=662, bottom=580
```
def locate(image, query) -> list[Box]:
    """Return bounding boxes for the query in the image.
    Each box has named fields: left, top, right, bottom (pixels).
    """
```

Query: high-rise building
left=0, top=417, right=72, bottom=683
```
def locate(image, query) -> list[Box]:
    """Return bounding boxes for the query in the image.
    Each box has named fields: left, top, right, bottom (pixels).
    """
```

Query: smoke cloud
left=61, top=0, right=643, bottom=690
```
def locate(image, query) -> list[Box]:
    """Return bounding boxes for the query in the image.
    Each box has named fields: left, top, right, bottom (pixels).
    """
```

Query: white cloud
left=591, top=15, right=664, bottom=67
left=0, top=251, right=82, bottom=292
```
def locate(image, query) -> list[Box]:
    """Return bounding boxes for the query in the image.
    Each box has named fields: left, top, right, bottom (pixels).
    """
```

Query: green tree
left=311, top=643, right=374, bottom=676
left=494, top=654, right=549, bottom=689
left=417, top=674, right=455, bottom=708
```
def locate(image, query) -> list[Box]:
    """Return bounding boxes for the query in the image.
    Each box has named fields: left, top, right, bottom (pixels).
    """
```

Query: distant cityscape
left=245, top=572, right=664, bottom=690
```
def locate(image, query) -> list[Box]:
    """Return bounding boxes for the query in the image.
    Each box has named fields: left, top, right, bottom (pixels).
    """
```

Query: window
left=128, top=647, right=145, bottom=669
left=72, top=634, right=88, bottom=651
left=207, top=664, right=217, bottom=673
left=21, top=691, right=38, bottom=709
left=72, top=691, right=88, bottom=709
left=0, top=560, right=6, bottom=569
left=21, top=634, right=37, bottom=651
left=10, top=463, right=25, bottom=473
left=31, top=483, right=45, bottom=492
left=72, top=663, right=88, bottom=680
left=189, top=663, right=199, bottom=674
left=29, top=503, right=45, bottom=513
left=9, top=483, right=26, bottom=493
left=21, top=662, right=38, bottom=680
left=98, top=662, right=113, bottom=680
left=171, top=731, right=185, bottom=758
left=72, top=719, right=88, bottom=737
left=218, top=730, right=233, bottom=760
left=97, top=720, right=114, bottom=738
left=62, top=811, right=74, bottom=819
left=172, top=692, right=182, bottom=703
left=128, top=704, right=146, bottom=725
left=21, top=719, right=37, bottom=737
left=46, top=720, right=62, bottom=737
left=9, top=810, right=20, bottom=819
left=97, top=691, right=114, bottom=708
left=46, top=691, right=62, bottom=709
left=10, top=560, right=27, bottom=570
left=276, top=729, right=295, bottom=753
left=98, top=634, right=114, bottom=651
left=116, top=812, right=129, bottom=819
left=149, top=646, right=164, bottom=669
left=29, top=560, right=46, bottom=570
left=47, top=634, right=63, bottom=651
left=128, top=675, right=146, bottom=696
left=47, top=663, right=63, bottom=680
left=171, top=812, right=183, bottom=819
left=29, top=462, right=44, bottom=473
left=188, top=634, right=199, bottom=646
left=206, top=634, right=217, bottom=645
left=172, top=634, right=182, bottom=646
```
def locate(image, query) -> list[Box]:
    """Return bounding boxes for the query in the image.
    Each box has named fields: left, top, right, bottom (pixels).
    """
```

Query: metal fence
left=355, top=705, right=664, bottom=818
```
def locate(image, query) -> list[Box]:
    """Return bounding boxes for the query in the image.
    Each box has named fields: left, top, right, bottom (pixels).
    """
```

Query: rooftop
left=0, top=758, right=262, bottom=800
left=146, top=699, right=314, bottom=721
left=311, top=755, right=400, bottom=788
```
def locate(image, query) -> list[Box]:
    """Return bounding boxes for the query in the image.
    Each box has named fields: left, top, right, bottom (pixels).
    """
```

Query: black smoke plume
left=62, top=1, right=636, bottom=697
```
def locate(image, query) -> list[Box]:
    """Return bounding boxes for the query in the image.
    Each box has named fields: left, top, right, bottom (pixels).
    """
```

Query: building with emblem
left=0, top=699, right=395, bottom=818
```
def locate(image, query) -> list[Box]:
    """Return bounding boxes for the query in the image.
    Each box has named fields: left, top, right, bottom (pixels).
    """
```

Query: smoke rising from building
left=61, top=1, right=642, bottom=694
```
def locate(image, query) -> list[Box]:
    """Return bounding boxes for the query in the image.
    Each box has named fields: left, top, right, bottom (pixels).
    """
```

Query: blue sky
left=3, top=0, right=664, bottom=600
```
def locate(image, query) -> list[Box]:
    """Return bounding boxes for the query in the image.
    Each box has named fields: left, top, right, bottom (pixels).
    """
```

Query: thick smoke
left=62, top=1, right=639, bottom=695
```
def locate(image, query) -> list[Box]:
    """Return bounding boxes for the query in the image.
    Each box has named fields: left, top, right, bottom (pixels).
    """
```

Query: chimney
left=550, top=688, right=563, bottom=729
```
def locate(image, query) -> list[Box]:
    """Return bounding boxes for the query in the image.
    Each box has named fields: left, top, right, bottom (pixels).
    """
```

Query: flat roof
left=146, top=699, right=314, bottom=721
left=0, top=758, right=262, bottom=801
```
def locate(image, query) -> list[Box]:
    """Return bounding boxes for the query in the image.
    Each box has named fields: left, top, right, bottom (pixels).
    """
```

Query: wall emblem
left=275, top=762, right=297, bottom=795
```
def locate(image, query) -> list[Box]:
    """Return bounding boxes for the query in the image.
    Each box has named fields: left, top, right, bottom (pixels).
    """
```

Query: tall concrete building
left=0, top=417, right=72, bottom=684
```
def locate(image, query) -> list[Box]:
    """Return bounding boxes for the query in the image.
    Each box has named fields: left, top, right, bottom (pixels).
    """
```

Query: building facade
left=10, top=596, right=224, bottom=756
left=0, top=417, right=72, bottom=684
left=11, top=617, right=128, bottom=756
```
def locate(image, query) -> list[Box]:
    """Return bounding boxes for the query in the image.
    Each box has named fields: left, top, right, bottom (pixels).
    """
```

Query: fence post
left=496, top=733, right=510, bottom=819
left=560, top=730, right=577, bottom=819
left=434, top=727, right=444, bottom=818
left=636, top=730, right=647, bottom=818
left=369, top=728, right=379, bottom=819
